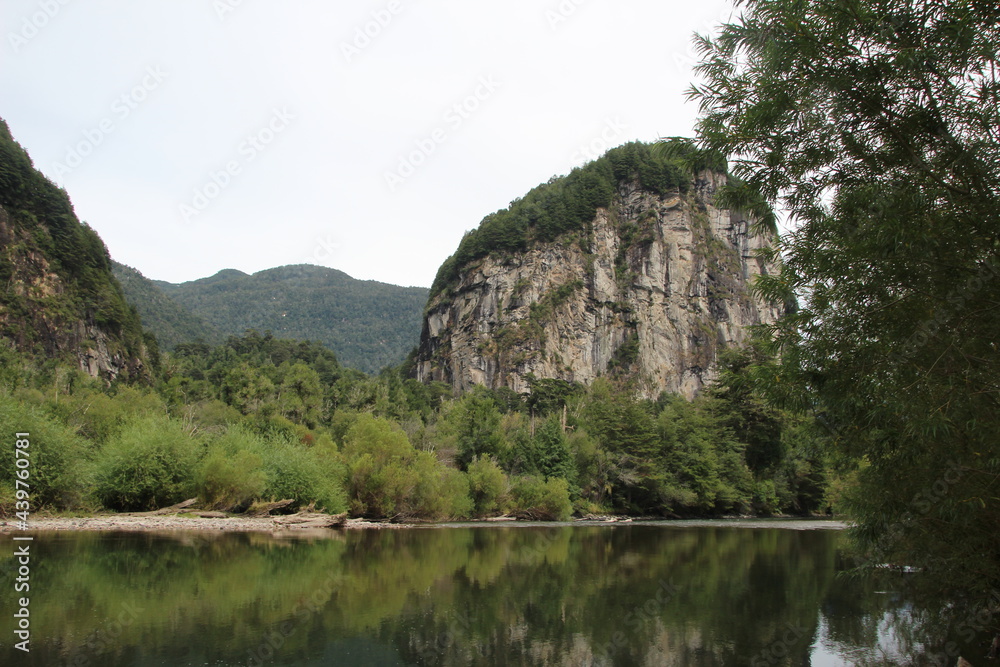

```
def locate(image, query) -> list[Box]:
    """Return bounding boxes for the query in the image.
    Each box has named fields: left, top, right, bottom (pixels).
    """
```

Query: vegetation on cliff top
left=429, top=140, right=725, bottom=298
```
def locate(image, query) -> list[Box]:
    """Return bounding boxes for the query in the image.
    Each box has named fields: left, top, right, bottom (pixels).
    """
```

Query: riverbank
left=0, top=512, right=848, bottom=534
left=0, top=512, right=400, bottom=533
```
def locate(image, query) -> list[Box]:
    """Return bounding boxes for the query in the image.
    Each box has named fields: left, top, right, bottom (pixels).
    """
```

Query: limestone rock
left=416, top=171, right=783, bottom=399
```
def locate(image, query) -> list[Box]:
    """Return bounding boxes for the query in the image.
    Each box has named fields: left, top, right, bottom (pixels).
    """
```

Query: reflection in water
left=0, top=523, right=974, bottom=666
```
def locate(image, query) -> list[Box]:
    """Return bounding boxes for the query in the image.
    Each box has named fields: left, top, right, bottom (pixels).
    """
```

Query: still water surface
left=0, top=521, right=965, bottom=666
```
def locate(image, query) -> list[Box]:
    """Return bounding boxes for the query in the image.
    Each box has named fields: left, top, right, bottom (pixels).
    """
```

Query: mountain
left=0, top=118, right=148, bottom=381
left=155, top=265, right=429, bottom=374
left=111, top=262, right=222, bottom=350
left=415, top=141, right=784, bottom=399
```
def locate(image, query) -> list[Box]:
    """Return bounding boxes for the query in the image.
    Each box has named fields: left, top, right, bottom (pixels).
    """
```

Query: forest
left=0, top=330, right=833, bottom=523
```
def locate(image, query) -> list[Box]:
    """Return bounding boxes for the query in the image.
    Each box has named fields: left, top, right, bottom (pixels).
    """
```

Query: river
left=0, top=520, right=977, bottom=665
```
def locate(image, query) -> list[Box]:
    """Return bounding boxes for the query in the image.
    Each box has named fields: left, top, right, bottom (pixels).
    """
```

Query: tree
left=690, top=0, right=1000, bottom=606
left=277, top=362, right=323, bottom=427
left=452, top=388, right=505, bottom=470
left=533, top=416, right=576, bottom=485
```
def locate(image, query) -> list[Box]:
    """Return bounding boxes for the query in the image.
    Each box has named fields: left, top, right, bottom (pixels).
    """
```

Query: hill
left=155, top=265, right=428, bottom=374
left=112, top=262, right=222, bottom=350
left=0, top=118, right=148, bottom=380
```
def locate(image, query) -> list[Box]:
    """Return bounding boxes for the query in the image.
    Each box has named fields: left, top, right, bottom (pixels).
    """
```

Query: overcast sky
left=1, top=0, right=736, bottom=288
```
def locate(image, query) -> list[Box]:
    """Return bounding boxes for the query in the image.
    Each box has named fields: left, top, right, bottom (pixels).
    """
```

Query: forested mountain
left=0, top=118, right=148, bottom=381
left=112, top=261, right=222, bottom=350
left=153, top=265, right=428, bottom=374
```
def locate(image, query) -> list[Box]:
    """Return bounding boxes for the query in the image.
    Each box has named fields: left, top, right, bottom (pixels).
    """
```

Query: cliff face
left=415, top=171, right=782, bottom=399
left=0, top=120, right=147, bottom=382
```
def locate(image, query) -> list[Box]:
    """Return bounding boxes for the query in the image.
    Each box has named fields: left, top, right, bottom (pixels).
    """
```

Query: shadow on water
left=0, top=524, right=980, bottom=666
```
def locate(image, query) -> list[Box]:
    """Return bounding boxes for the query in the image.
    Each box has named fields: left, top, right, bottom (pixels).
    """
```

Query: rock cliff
left=415, top=162, right=783, bottom=399
left=0, top=119, right=148, bottom=381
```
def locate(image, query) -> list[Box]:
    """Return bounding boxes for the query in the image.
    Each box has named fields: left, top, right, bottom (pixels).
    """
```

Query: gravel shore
left=0, top=514, right=848, bottom=534
left=0, top=513, right=407, bottom=534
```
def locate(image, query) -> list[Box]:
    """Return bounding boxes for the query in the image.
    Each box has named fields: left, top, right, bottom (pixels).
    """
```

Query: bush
left=342, top=414, right=471, bottom=520
left=197, top=430, right=267, bottom=511
left=408, top=453, right=472, bottom=520
left=467, top=456, right=508, bottom=517
left=509, top=476, right=573, bottom=521
left=261, top=440, right=345, bottom=513
left=48, top=385, right=165, bottom=445
left=342, top=415, right=416, bottom=518
left=0, top=393, right=91, bottom=510
left=92, top=415, right=200, bottom=511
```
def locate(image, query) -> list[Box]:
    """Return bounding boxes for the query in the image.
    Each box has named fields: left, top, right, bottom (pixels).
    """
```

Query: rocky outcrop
left=0, top=205, right=143, bottom=382
left=415, top=171, right=783, bottom=399
left=0, top=117, right=148, bottom=382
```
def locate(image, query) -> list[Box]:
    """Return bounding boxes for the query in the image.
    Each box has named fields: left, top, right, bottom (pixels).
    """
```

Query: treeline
left=0, top=331, right=833, bottom=521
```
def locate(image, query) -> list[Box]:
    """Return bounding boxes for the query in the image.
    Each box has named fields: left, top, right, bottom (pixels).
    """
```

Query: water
left=0, top=521, right=974, bottom=666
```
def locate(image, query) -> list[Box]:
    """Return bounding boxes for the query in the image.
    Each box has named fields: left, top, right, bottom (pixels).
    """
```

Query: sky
left=0, top=0, right=738, bottom=288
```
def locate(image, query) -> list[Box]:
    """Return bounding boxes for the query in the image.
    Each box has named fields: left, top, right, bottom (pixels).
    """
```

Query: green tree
left=277, top=362, right=323, bottom=427
left=580, top=380, right=659, bottom=510
left=533, top=416, right=576, bottom=485
left=452, top=388, right=505, bottom=470
left=221, top=362, right=275, bottom=414
left=690, top=0, right=1000, bottom=603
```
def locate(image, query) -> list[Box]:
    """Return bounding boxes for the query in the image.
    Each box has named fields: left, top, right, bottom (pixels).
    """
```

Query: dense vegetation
left=112, top=261, right=222, bottom=349
left=0, top=119, right=145, bottom=367
left=430, top=140, right=722, bottom=297
left=154, top=264, right=428, bottom=374
left=0, top=331, right=833, bottom=522
left=691, top=0, right=1000, bottom=619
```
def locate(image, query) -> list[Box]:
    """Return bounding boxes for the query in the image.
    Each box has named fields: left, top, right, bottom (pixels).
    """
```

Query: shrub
left=346, top=453, right=413, bottom=518
left=261, top=440, right=346, bottom=513
left=197, top=432, right=267, bottom=511
left=342, top=415, right=416, bottom=518
left=467, top=456, right=508, bottom=517
left=408, top=453, right=472, bottom=520
left=342, top=414, right=472, bottom=520
left=48, top=385, right=165, bottom=445
left=0, top=393, right=91, bottom=510
left=509, top=476, right=572, bottom=521
left=92, top=415, right=200, bottom=511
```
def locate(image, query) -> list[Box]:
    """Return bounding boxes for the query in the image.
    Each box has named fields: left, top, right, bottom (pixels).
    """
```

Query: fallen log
left=247, top=500, right=295, bottom=517
left=130, top=498, right=200, bottom=516
left=273, top=513, right=348, bottom=529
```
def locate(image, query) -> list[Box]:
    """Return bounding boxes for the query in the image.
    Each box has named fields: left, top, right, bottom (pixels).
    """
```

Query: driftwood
left=273, top=513, right=348, bottom=529
left=130, top=498, right=200, bottom=516
left=197, top=511, right=228, bottom=519
left=247, top=499, right=295, bottom=517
